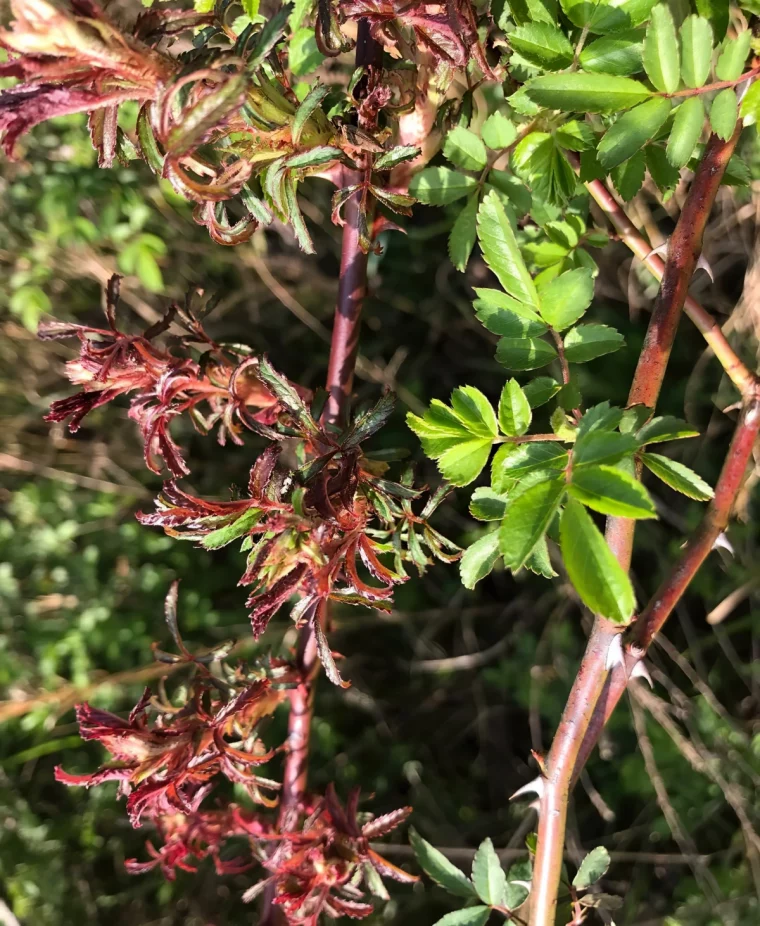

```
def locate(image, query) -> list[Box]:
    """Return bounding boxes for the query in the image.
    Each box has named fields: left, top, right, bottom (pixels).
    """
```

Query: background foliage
left=1, top=5, right=760, bottom=921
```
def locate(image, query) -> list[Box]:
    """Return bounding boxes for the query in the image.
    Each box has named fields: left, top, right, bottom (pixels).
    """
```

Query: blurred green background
left=1, top=49, right=760, bottom=926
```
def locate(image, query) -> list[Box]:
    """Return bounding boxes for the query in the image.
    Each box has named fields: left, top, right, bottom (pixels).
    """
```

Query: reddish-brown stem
left=665, top=64, right=760, bottom=98
left=574, top=158, right=758, bottom=398
left=260, top=24, right=379, bottom=925
left=570, top=395, right=760, bottom=782
left=530, top=126, right=752, bottom=926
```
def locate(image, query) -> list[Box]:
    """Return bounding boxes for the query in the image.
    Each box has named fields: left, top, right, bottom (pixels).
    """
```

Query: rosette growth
left=243, top=784, right=417, bottom=922
left=40, top=275, right=304, bottom=477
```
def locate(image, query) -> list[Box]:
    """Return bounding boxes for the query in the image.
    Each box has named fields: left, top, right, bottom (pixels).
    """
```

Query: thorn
left=713, top=532, right=735, bottom=557
left=630, top=660, right=653, bottom=688
left=696, top=253, right=714, bottom=282
left=644, top=240, right=669, bottom=263
left=510, top=776, right=544, bottom=802
left=605, top=634, right=624, bottom=671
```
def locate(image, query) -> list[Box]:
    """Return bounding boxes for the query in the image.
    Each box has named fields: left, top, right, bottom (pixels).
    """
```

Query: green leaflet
left=637, top=416, right=699, bottom=444
left=642, top=4, right=680, bottom=94
left=538, top=267, right=594, bottom=330
left=573, top=847, right=611, bottom=890
left=526, top=73, right=652, bottom=114
left=569, top=464, right=657, bottom=518
left=563, top=324, right=625, bottom=362
left=508, top=22, right=574, bottom=70
left=641, top=452, right=714, bottom=500
left=409, top=167, right=478, bottom=205
left=473, top=288, right=548, bottom=338
left=596, top=97, right=671, bottom=170
left=201, top=508, right=263, bottom=549
left=482, top=112, right=518, bottom=150
left=573, top=431, right=638, bottom=466
left=561, top=0, right=656, bottom=32
left=433, top=909, right=491, bottom=926
left=667, top=97, right=705, bottom=168
left=523, top=376, right=560, bottom=407
left=470, top=488, right=509, bottom=521
left=715, top=29, right=751, bottom=81
left=500, top=477, right=566, bottom=571
left=492, top=441, right=569, bottom=491
left=498, top=379, right=532, bottom=436
left=406, top=387, right=497, bottom=486
left=477, top=191, right=539, bottom=307
left=611, top=149, right=646, bottom=200
left=560, top=498, right=635, bottom=622
left=646, top=145, right=679, bottom=198
left=472, top=838, right=507, bottom=905
left=443, top=126, right=488, bottom=171
left=512, top=132, right=578, bottom=204
left=460, top=532, right=501, bottom=588
left=496, top=336, right=558, bottom=370
left=680, top=15, right=713, bottom=89
left=740, top=81, right=760, bottom=122
left=579, top=31, right=645, bottom=76
left=409, top=829, right=478, bottom=898
left=710, top=88, right=738, bottom=141
left=449, top=194, right=479, bottom=272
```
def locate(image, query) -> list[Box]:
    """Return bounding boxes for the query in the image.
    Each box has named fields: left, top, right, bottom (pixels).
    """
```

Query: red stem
left=529, top=124, right=750, bottom=926
left=260, top=22, right=380, bottom=925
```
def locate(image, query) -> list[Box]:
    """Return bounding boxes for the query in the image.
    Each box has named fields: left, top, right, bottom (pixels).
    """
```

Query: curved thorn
left=510, top=775, right=545, bottom=802
left=605, top=633, right=624, bottom=671
left=630, top=659, right=653, bottom=688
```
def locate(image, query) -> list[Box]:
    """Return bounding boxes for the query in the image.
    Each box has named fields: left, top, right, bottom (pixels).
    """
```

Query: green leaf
left=512, top=132, right=579, bottom=204
left=710, top=88, right=738, bottom=141
left=409, top=167, right=479, bottom=205
left=292, top=83, right=329, bottom=145
left=499, top=379, right=532, bottom=436
left=449, top=195, right=479, bottom=272
left=472, top=838, right=508, bottom=906
left=591, top=0, right=659, bottom=34
left=409, top=829, right=478, bottom=898
left=486, top=169, right=532, bottom=215
left=597, top=97, right=671, bottom=170
left=407, top=387, right=497, bottom=487
left=637, top=415, right=699, bottom=443
left=641, top=452, right=714, bottom=500
left=373, top=145, right=419, bottom=171
left=696, top=0, right=728, bottom=40
left=580, top=31, right=644, bottom=76
left=526, top=73, right=651, bottom=114
left=474, top=289, right=548, bottom=338
left=508, top=22, right=574, bottom=70
left=525, top=534, right=557, bottom=577
left=715, top=30, right=751, bottom=81
left=740, top=81, right=760, bottom=122
left=574, top=431, right=638, bottom=466
left=666, top=97, right=705, bottom=168
left=680, top=15, right=713, bottom=89
left=288, top=27, right=324, bottom=75
left=492, top=441, right=569, bottom=491
left=470, top=488, right=510, bottom=521
left=443, top=126, right=488, bottom=171
left=433, top=909, right=491, bottom=926
left=500, top=477, right=566, bottom=570
left=611, top=149, right=646, bottom=200
left=569, top=464, right=657, bottom=518
left=560, top=498, right=635, bottom=622
left=202, top=508, right=263, bottom=549
left=645, top=145, right=679, bottom=197
left=554, top=120, right=596, bottom=151
left=523, top=376, right=561, bottom=407
left=563, top=324, right=625, bottom=362
left=537, top=268, right=594, bottom=330
left=573, top=846, right=611, bottom=890
left=460, top=532, right=501, bottom=588
left=496, top=336, right=558, bottom=370
left=642, top=4, right=680, bottom=93
left=248, top=3, right=293, bottom=70
left=477, top=191, right=539, bottom=306
left=482, top=112, right=518, bottom=150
